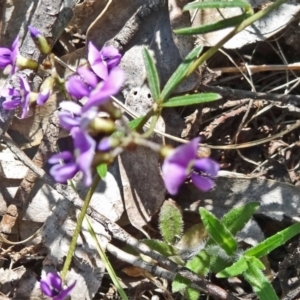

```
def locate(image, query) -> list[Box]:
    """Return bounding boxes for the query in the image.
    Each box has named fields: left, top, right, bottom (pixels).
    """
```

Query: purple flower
left=1, top=75, right=31, bottom=118
left=88, top=42, right=121, bottom=80
left=162, top=138, right=219, bottom=195
left=40, top=272, right=76, bottom=300
left=0, top=36, right=19, bottom=74
left=58, top=101, right=98, bottom=131
left=66, top=67, right=98, bottom=100
left=49, top=127, right=96, bottom=186
left=83, top=66, right=124, bottom=111
left=37, top=76, right=55, bottom=105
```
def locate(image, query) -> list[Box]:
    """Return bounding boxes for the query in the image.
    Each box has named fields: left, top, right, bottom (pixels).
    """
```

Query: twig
left=104, top=0, right=166, bottom=51
left=212, top=63, right=300, bottom=74
left=199, top=84, right=300, bottom=106
left=107, top=243, right=240, bottom=300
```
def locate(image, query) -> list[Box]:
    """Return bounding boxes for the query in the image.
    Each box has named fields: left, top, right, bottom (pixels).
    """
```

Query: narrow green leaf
left=216, top=256, right=248, bottom=278
left=245, top=222, right=300, bottom=258
left=174, top=14, right=250, bottom=36
left=250, top=256, right=265, bottom=270
left=161, top=46, right=203, bottom=101
left=200, top=208, right=237, bottom=255
left=162, top=93, right=221, bottom=107
left=159, top=201, right=184, bottom=244
left=221, top=202, right=260, bottom=235
left=97, top=163, right=107, bottom=178
left=142, top=48, right=161, bottom=102
left=243, top=261, right=279, bottom=300
left=184, top=0, right=251, bottom=10
left=142, top=239, right=178, bottom=257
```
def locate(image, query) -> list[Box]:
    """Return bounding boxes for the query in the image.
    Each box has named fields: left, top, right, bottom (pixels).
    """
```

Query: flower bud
left=89, top=117, right=116, bottom=134
left=37, top=76, right=55, bottom=105
left=160, top=145, right=174, bottom=158
left=28, top=25, right=51, bottom=54
left=16, top=55, right=39, bottom=71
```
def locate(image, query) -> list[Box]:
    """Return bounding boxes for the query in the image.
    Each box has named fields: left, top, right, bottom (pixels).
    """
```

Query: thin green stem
left=185, top=0, right=287, bottom=78
left=61, top=175, right=100, bottom=281
left=141, top=113, right=159, bottom=138
left=84, top=216, right=129, bottom=300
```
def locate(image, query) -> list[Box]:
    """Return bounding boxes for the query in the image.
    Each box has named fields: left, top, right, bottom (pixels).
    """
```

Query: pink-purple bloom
left=40, top=272, right=75, bottom=300
left=58, top=101, right=98, bottom=131
left=83, top=66, right=124, bottom=111
left=162, top=138, right=219, bottom=195
left=49, top=127, right=96, bottom=186
left=0, top=36, right=19, bottom=74
left=1, top=75, right=31, bottom=118
left=88, top=42, right=121, bottom=80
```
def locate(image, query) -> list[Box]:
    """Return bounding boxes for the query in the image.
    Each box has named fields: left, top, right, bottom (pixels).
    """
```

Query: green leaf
left=200, top=208, right=237, bottom=255
left=245, top=222, right=300, bottom=258
left=172, top=274, right=191, bottom=293
left=174, top=13, right=250, bottom=36
left=142, top=239, right=178, bottom=257
left=186, top=250, right=210, bottom=276
left=216, top=256, right=248, bottom=278
left=162, top=93, right=221, bottom=107
left=184, top=0, right=251, bottom=10
left=96, top=163, right=107, bottom=178
left=142, top=48, right=161, bottom=102
left=185, top=287, right=200, bottom=300
left=159, top=201, right=184, bottom=244
left=243, top=261, right=279, bottom=300
left=250, top=256, right=265, bottom=270
left=128, top=116, right=146, bottom=131
left=221, top=202, right=260, bottom=235
left=161, top=46, right=203, bottom=101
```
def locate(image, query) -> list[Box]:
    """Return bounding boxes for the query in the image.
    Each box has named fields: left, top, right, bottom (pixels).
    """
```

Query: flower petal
left=37, top=90, right=50, bottom=105
left=59, top=111, right=80, bottom=131
left=72, top=128, right=96, bottom=186
left=167, top=138, right=200, bottom=169
left=40, top=281, right=55, bottom=297
left=88, top=42, right=108, bottom=80
left=59, top=101, right=82, bottom=115
left=84, top=67, right=124, bottom=111
left=162, top=161, right=187, bottom=195
left=191, top=174, right=215, bottom=192
left=48, top=151, right=74, bottom=164
left=53, top=281, right=76, bottom=300
left=28, top=25, right=41, bottom=38
left=194, top=158, right=219, bottom=177
left=100, top=46, right=121, bottom=68
left=77, top=66, right=98, bottom=88
left=0, top=48, right=12, bottom=68
left=50, top=163, right=78, bottom=183
left=66, top=76, right=90, bottom=99
left=48, top=272, right=62, bottom=291
left=2, top=99, right=20, bottom=110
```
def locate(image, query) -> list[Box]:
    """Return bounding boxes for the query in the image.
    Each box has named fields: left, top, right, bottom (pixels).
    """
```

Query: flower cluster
left=40, top=272, right=75, bottom=300
left=162, top=138, right=219, bottom=195
left=49, top=42, right=124, bottom=185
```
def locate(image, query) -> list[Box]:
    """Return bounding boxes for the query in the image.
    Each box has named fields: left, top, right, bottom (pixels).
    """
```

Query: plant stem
left=61, top=175, right=100, bottom=281
left=186, top=0, right=288, bottom=77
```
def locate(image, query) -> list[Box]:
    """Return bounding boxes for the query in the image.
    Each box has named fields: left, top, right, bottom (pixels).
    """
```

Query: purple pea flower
left=1, top=75, right=31, bottom=118
left=58, top=101, right=98, bottom=131
left=49, top=127, right=96, bottom=186
left=40, top=272, right=76, bottom=300
left=162, top=138, right=219, bottom=195
left=88, top=42, right=121, bottom=80
left=0, top=36, right=19, bottom=74
left=83, top=66, right=124, bottom=111
left=66, top=67, right=98, bottom=100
